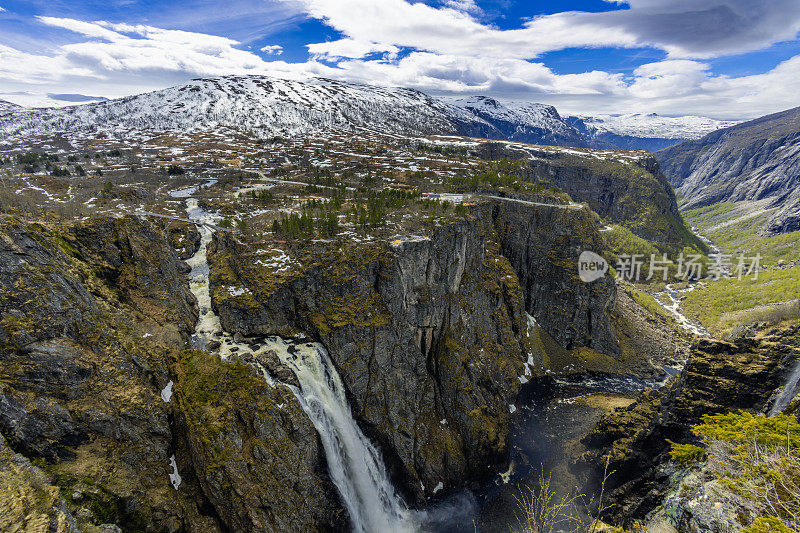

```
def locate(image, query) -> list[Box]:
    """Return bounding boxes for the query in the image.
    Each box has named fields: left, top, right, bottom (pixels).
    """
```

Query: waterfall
left=264, top=338, right=416, bottom=533
left=184, top=198, right=223, bottom=345
left=769, top=357, right=800, bottom=416
left=179, top=194, right=416, bottom=532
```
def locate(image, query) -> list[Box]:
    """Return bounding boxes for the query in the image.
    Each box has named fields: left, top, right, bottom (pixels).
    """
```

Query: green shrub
left=692, top=411, right=800, bottom=450
left=667, top=440, right=706, bottom=464
left=745, top=516, right=799, bottom=533
left=669, top=411, right=800, bottom=530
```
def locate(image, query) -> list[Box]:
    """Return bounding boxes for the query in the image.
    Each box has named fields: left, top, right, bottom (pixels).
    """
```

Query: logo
left=578, top=251, right=608, bottom=283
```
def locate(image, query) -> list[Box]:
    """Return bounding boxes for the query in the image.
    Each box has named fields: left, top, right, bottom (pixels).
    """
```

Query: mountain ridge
left=0, top=75, right=734, bottom=151
left=1, top=76, right=481, bottom=140
left=657, top=105, right=800, bottom=235
left=567, top=113, right=739, bottom=151
left=447, top=95, right=587, bottom=147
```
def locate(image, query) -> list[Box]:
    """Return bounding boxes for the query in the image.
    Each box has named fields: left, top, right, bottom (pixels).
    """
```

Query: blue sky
left=1, top=0, right=800, bottom=118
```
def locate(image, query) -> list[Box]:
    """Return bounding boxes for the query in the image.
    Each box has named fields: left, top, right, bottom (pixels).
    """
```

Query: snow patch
left=169, top=455, right=182, bottom=489
left=160, top=381, right=173, bottom=403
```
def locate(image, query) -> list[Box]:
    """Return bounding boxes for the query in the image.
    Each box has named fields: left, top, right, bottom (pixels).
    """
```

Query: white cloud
left=35, top=18, right=281, bottom=76
left=291, top=0, right=800, bottom=60
left=260, top=44, right=283, bottom=55
left=307, top=39, right=398, bottom=60
left=0, top=43, right=99, bottom=84
left=442, top=0, right=482, bottom=15
left=0, top=17, right=336, bottom=98
left=292, top=0, right=636, bottom=60
left=2, top=8, right=800, bottom=119
left=0, top=6, right=6, bottom=13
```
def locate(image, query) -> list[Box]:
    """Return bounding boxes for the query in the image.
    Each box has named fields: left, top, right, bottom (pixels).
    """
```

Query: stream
left=651, top=228, right=731, bottom=338
left=180, top=191, right=417, bottom=533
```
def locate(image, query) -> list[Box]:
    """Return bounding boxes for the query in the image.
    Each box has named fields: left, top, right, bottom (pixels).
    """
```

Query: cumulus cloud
left=0, top=16, right=336, bottom=98
left=2, top=6, right=800, bottom=119
left=0, top=43, right=98, bottom=84
left=308, top=39, right=399, bottom=60
left=293, top=0, right=635, bottom=59
left=292, top=0, right=800, bottom=60
left=31, top=18, right=295, bottom=78
left=260, top=44, right=283, bottom=55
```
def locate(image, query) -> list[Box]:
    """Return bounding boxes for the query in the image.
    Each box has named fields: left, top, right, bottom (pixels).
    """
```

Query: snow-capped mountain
left=0, top=75, right=737, bottom=153
left=0, top=76, right=585, bottom=146
left=0, top=76, right=492, bottom=140
left=448, top=96, right=586, bottom=147
left=567, top=113, right=740, bottom=151
left=0, top=99, right=21, bottom=117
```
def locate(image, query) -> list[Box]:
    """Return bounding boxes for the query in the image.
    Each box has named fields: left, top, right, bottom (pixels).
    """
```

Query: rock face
left=0, top=215, right=202, bottom=530
left=207, top=198, right=618, bottom=499
left=657, top=106, right=800, bottom=235
left=578, top=324, right=800, bottom=525
left=0, top=214, right=339, bottom=532
left=473, top=142, right=703, bottom=252
left=487, top=199, right=619, bottom=356
left=173, top=349, right=345, bottom=532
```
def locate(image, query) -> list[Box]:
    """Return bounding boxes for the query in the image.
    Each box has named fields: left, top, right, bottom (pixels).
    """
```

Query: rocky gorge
left=1, top=120, right=798, bottom=533
left=577, top=324, right=800, bottom=530
left=0, top=181, right=695, bottom=532
left=205, top=196, right=618, bottom=506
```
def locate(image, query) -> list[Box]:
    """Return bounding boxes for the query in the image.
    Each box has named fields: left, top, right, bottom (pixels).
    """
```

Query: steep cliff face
left=0, top=215, right=204, bottom=530
left=578, top=324, right=800, bottom=525
left=474, top=142, right=703, bottom=252
left=207, top=197, right=618, bottom=499
left=0, top=215, right=340, bottom=532
left=657, top=106, right=800, bottom=235
left=487, top=199, right=619, bottom=356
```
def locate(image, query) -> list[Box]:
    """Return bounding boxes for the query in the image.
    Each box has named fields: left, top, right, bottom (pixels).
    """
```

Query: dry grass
left=514, top=459, right=612, bottom=533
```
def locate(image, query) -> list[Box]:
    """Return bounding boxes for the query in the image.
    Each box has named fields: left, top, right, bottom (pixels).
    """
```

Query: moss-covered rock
left=577, top=324, right=800, bottom=526
left=0, top=432, right=78, bottom=533
left=0, top=214, right=214, bottom=532
left=173, top=349, right=344, bottom=532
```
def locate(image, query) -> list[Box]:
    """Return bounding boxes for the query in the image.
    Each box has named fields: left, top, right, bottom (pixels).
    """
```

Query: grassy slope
left=680, top=201, right=800, bottom=335
left=683, top=202, right=800, bottom=265
left=682, top=266, right=800, bottom=335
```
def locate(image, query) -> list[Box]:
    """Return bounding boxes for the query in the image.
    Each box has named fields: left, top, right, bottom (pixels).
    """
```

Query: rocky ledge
left=577, top=324, right=800, bottom=526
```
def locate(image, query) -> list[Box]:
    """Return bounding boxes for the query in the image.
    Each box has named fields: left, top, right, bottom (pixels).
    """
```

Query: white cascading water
left=184, top=197, right=223, bottom=345
left=659, top=284, right=710, bottom=337
left=769, top=357, right=800, bottom=416
left=178, top=193, right=416, bottom=532
left=262, top=338, right=416, bottom=533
